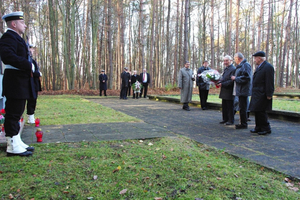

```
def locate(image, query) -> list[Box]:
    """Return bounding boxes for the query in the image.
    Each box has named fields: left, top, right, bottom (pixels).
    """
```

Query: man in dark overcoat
left=26, top=45, right=42, bottom=124
left=131, top=70, right=140, bottom=99
left=217, top=55, right=236, bottom=125
left=0, top=11, right=34, bottom=156
left=120, top=67, right=131, bottom=99
left=196, top=60, right=211, bottom=110
left=249, top=51, right=274, bottom=135
left=231, top=52, right=252, bottom=129
left=99, top=69, right=108, bottom=96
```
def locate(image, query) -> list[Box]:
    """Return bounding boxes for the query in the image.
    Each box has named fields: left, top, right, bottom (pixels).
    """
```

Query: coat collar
left=254, top=61, right=266, bottom=74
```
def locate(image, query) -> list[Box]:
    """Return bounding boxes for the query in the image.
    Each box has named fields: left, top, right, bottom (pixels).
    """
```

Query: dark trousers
left=100, top=90, right=107, bottom=96
left=222, top=99, right=234, bottom=123
left=140, top=83, right=148, bottom=98
left=121, top=86, right=128, bottom=99
left=238, top=96, right=248, bottom=126
left=199, top=88, right=209, bottom=108
left=27, top=98, right=37, bottom=115
left=4, top=98, right=26, bottom=137
left=254, top=111, right=271, bottom=131
left=128, top=86, right=131, bottom=96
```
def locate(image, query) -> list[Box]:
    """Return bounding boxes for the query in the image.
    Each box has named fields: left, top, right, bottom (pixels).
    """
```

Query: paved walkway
left=22, top=97, right=300, bottom=179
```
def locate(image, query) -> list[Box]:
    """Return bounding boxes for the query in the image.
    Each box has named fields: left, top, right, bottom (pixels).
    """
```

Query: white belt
left=4, top=64, right=19, bottom=70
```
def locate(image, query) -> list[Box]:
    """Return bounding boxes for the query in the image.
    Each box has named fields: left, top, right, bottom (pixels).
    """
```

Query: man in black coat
left=196, top=61, right=211, bottom=110
left=99, top=69, right=108, bottom=96
left=231, top=52, right=252, bottom=129
left=120, top=67, right=131, bottom=99
left=217, top=55, right=236, bottom=125
left=140, top=68, right=150, bottom=98
left=249, top=51, right=274, bottom=135
left=131, top=70, right=140, bottom=99
left=26, top=45, right=42, bottom=124
left=0, top=12, right=34, bottom=156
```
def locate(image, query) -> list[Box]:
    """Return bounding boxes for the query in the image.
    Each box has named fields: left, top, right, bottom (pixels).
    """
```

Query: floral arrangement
left=0, top=109, right=5, bottom=124
left=132, top=81, right=143, bottom=91
left=200, top=69, right=221, bottom=88
left=0, top=109, right=5, bottom=133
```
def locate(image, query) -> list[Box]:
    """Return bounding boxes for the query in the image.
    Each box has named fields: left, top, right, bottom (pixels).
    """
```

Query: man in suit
left=0, top=11, right=34, bottom=156
left=120, top=67, right=131, bottom=99
left=196, top=60, right=211, bottom=110
left=249, top=51, right=274, bottom=135
left=231, top=52, right=252, bottom=129
left=99, top=69, right=108, bottom=96
left=26, top=45, right=42, bottom=124
left=217, top=55, right=236, bottom=125
left=140, top=68, right=150, bottom=98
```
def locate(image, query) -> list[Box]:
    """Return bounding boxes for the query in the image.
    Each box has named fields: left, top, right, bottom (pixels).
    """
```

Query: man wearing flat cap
left=249, top=51, right=274, bottom=135
left=0, top=11, right=35, bottom=156
left=99, top=69, right=108, bottom=96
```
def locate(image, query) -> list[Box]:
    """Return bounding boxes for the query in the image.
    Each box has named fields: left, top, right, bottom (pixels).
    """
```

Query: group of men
left=120, top=67, right=150, bottom=100
left=179, top=51, right=274, bottom=136
left=0, top=12, right=41, bottom=157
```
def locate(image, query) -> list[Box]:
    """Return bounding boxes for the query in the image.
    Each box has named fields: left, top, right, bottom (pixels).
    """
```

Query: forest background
left=0, top=0, right=299, bottom=91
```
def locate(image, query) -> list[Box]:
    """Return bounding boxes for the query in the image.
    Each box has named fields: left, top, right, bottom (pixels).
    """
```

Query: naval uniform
left=0, top=29, right=35, bottom=137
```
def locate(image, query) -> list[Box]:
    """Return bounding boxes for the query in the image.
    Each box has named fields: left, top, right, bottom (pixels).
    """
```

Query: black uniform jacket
left=249, top=61, right=274, bottom=111
left=219, top=64, right=236, bottom=100
left=0, top=30, right=33, bottom=99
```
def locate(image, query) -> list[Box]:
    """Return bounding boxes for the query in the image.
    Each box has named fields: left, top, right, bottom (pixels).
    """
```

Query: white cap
left=2, top=11, right=24, bottom=22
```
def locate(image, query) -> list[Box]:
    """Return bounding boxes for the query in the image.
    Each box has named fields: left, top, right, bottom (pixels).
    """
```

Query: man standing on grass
left=0, top=11, right=35, bottom=156
left=249, top=51, right=274, bottom=135
left=178, top=61, right=195, bottom=111
left=231, top=52, right=252, bottom=129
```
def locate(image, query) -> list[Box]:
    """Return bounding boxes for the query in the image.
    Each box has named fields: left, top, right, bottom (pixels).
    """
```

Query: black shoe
left=185, top=107, right=190, bottom=111
left=250, top=129, right=259, bottom=133
left=219, top=121, right=227, bottom=124
left=202, top=107, right=207, bottom=110
left=225, top=122, right=234, bottom=125
left=7, top=151, right=33, bottom=157
left=235, top=124, right=248, bottom=129
left=258, top=130, right=271, bottom=135
left=26, top=146, right=35, bottom=152
left=247, top=118, right=251, bottom=121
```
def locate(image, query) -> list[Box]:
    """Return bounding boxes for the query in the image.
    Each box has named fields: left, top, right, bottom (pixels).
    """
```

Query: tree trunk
left=210, top=0, right=215, bottom=68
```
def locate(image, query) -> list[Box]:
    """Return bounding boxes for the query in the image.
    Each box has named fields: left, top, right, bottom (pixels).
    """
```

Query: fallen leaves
left=284, top=177, right=299, bottom=192
left=119, top=189, right=127, bottom=195
left=113, top=166, right=122, bottom=173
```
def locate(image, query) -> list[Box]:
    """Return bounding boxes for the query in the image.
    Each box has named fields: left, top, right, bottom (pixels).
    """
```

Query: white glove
left=32, top=63, right=35, bottom=72
left=39, top=72, right=42, bottom=77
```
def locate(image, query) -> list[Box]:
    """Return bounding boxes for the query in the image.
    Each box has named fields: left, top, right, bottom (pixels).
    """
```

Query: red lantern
left=35, top=128, right=43, bottom=142
left=35, top=118, right=40, bottom=127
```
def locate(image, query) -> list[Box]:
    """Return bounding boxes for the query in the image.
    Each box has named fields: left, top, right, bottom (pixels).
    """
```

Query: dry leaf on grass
left=119, top=189, right=128, bottom=195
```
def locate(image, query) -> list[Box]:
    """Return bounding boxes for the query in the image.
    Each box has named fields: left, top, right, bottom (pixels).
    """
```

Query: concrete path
left=22, top=97, right=300, bottom=179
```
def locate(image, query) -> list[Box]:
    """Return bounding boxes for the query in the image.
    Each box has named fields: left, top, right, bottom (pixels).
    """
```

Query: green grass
left=1, top=137, right=299, bottom=199
left=31, top=95, right=140, bottom=125
left=165, top=94, right=300, bottom=112
left=1, top=95, right=299, bottom=199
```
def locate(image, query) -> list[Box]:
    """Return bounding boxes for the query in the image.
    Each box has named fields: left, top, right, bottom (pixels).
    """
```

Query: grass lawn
left=0, top=95, right=299, bottom=199
left=165, top=94, right=300, bottom=112
left=1, top=137, right=299, bottom=199
left=31, top=95, right=141, bottom=125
